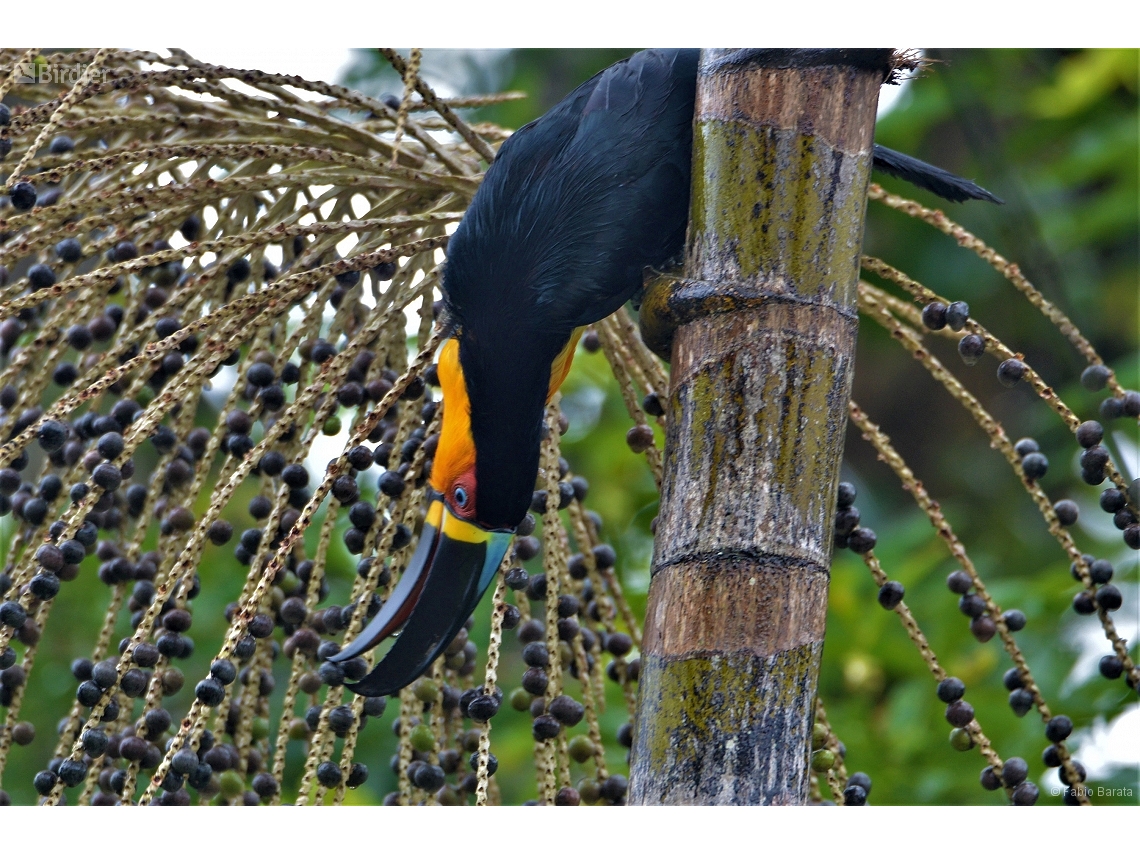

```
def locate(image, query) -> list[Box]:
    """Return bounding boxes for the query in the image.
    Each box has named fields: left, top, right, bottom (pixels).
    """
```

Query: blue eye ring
left=454, top=486, right=468, bottom=508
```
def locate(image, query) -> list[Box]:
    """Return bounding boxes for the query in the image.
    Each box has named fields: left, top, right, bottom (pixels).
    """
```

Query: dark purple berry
left=1011, top=781, right=1038, bottom=805
left=958, top=334, right=985, bottom=365
left=848, top=527, right=877, bottom=554
left=227, top=258, right=251, bottom=284
left=945, top=301, right=969, bottom=331
left=55, top=238, right=82, bottom=264
left=1002, top=609, right=1027, bottom=631
left=467, top=694, right=500, bottom=723
left=195, top=678, right=225, bottom=706
left=246, top=362, right=275, bottom=387
left=1044, top=715, right=1072, bottom=742
left=945, top=700, right=974, bottom=727
left=921, top=302, right=947, bottom=330
left=10, top=182, right=37, bottom=211
left=1001, top=756, right=1028, bottom=787
left=980, top=766, right=1001, bottom=791
left=937, top=677, right=965, bottom=703
left=1020, top=452, right=1048, bottom=481
left=997, top=358, right=1027, bottom=387
left=48, top=136, right=75, bottom=155
left=378, top=471, right=405, bottom=497
left=1089, top=559, right=1114, bottom=584
left=281, top=464, right=309, bottom=489
left=36, top=419, right=67, bottom=452
left=1058, top=760, right=1087, bottom=786
left=1099, top=655, right=1123, bottom=679
left=877, top=581, right=904, bottom=609
left=1053, top=500, right=1078, bottom=526
left=1100, top=397, right=1124, bottom=420
left=0, top=601, right=27, bottom=628
left=970, top=615, right=997, bottom=642
left=1080, top=446, right=1109, bottom=472
left=532, top=714, right=561, bottom=741
left=91, top=463, right=122, bottom=491
left=1095, top=584, right=1122, bottom=611
left=33, top=770, right=57, bottom=795
left=316, top=761, right=342, bottom=787
left=29, top=572, right=60, bottom=600
left=946, top=570, right=972, bottom=594
left=1009, top=688, right=1034, bottom=716
left=1076, top=420, right=1104, bottom=448
left=1013, top=437, right=1038, bottom=457
left=1080, top=364, right=1110, bottom=391
left=958, top=594, right=986, bottom=618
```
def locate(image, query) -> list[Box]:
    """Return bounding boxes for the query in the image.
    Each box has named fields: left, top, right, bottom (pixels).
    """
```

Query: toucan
left=332, top=49, right=1001, bottom=696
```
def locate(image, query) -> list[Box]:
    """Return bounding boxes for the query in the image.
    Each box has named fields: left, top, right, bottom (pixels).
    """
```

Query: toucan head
left=331, top=337, right=514, bottom=696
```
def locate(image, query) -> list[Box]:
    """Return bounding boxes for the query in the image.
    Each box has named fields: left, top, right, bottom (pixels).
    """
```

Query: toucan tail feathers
left=872, top=144, right=1004, bottom=205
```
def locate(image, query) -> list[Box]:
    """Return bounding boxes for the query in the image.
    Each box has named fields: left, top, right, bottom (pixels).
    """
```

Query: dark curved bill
left=333, top=496, right=512, bottom=697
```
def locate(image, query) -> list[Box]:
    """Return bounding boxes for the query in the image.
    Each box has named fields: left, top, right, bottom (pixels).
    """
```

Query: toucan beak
left=332, top=493, right=513, bottom=697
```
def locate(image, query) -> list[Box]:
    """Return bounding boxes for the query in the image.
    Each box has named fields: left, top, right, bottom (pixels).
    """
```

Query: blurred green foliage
left=840, top=47, right=1138, bottom=806
left=332, top=48, right=1138, bottom=805
left=4, top=49, right=1135, bottom=806
left=466, top=48, right=1139, bottom=805
left=318, top=47, right=1137, bottom=807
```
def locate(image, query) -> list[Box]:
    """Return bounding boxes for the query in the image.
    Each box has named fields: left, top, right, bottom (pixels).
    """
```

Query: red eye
left=449, top=469, right=476, bottom=520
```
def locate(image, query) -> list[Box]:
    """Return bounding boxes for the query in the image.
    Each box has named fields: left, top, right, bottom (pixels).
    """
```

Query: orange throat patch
left=430, top=328, right=584, bottom=496
left=430, top=338, right=476, bottom=495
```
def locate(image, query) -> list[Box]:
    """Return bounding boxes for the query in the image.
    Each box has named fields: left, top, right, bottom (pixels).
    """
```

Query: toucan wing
left=443, top=49, right=700, bottom=340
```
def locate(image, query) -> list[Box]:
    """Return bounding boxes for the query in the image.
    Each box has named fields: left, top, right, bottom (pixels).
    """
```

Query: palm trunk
left=629, top=48, right=890, bottom=805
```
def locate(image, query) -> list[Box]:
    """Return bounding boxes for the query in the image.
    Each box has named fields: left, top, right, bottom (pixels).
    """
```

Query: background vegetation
left=381, top=48, right=1140, bottom=805
left=1, top=48, right=1136, bottom=806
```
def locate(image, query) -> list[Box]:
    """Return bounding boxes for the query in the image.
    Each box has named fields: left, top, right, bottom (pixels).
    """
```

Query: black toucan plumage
left=445, top=48, right=700, bottom=531
left=871, top=144, right=1003, bottom=204
left=334, top=49, right=1002, bottom=697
